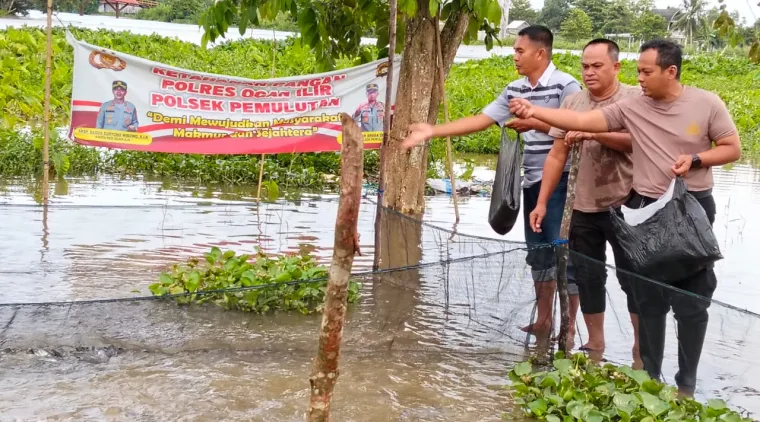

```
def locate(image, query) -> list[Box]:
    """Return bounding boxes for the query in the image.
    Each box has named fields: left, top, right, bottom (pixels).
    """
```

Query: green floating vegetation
left=149, top=247, right=361, bottom=315
left=508, top=352, right=752, bottom=422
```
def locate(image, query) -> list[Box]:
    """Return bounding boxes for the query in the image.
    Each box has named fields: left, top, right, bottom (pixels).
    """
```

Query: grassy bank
left=1, top=26, right=758, bottom=186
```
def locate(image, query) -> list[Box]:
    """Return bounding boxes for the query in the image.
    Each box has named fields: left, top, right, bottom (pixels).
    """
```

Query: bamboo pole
left=434, top=7, right=459, bottom=224
left=555, top=143, right=581, bottom=354
left=372, top=0, right=398, bottom=270
left=308, top=113, right=364, bottom=421
left=42, top=0, right=53, bottom=203
left=256, top=27, right=278, bottom=201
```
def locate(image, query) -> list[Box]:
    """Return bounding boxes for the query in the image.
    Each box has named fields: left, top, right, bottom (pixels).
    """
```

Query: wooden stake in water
left=308, top=113, right=363, bottom=421
left=42, top=0, right=54, bottom=203
left=372, top=0, right=398, bottom=270
left=434, top=7, right=459, bottom=224
left=256, top=27, right=278, bottom=201
left=556, top=143, right=581, bottom=354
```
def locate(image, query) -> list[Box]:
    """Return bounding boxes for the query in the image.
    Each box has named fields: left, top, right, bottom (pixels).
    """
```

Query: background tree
left=713, top=0, right=759, bottom=62
left=572, top=0, right=608, bottom=34
left=198, top=0, right=503, bottom=215
left=560, top=8, right=593, bottom=41
left=537, top=0, right=570, bottom=32
left=673, top=0, right=708, bottom=48
left=0, top=0, right=34, bottom=16
left=632, top=10, right=669, bottom=42
left=509, top=0, right=538, bottom=23
left=601, top=0, right=634, bottom=35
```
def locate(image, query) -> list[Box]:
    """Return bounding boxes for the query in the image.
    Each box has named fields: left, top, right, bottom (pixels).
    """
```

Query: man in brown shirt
left=529, top=39, right=642, bottom=368
left=508, top=39, right=741, bottom=397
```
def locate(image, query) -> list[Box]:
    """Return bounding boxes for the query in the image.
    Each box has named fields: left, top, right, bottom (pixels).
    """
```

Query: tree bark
left=556, top=144, right=580, bottom=354
left=307, top=113, right=364, bottom=422
left=382, top=3, right=469, bottom=215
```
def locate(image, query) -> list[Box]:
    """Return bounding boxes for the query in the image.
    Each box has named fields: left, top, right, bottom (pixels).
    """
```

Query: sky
left=527, top=0, right=759, bottom=26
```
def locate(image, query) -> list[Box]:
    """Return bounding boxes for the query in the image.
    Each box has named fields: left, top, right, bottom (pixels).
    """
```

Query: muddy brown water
left=1, top=162, right=760, bottom=421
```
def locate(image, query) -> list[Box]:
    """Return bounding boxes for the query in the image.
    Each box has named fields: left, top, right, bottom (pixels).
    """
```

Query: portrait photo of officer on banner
left=96, top=80, right=139, bottom=132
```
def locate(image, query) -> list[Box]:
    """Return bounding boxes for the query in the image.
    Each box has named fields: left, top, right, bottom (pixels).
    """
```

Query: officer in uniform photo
left=352, top=83, right=384, bottom=132
left=96, top=80, right=139, bottom=132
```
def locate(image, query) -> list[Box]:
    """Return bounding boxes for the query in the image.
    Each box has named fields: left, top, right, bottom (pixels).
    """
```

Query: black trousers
left=569, top=209, right=637, bottom=315
left=624, top=188, right=717, bottom=392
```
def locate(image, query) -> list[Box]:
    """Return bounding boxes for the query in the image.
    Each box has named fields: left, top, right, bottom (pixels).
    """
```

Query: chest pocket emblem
left=686, top=122, right=701, bottom=136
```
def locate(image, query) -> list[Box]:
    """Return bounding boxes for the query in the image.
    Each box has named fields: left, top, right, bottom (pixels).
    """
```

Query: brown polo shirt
left=549, top=83, right=640, bottom=212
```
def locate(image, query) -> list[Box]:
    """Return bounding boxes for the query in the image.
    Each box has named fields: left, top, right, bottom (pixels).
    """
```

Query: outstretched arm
left=509, top=98, right=611, bottom=133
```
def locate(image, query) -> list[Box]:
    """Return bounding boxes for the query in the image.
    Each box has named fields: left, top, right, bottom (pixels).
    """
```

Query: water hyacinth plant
left=149, top=246, right=361, bottom=314
left=508, top=352, right=753, bottom=422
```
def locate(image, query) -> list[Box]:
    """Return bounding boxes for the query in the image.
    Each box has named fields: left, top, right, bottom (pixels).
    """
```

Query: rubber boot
left=637, top=314, right=667, bottom=381
left=674, top=316, right=709, bottom=395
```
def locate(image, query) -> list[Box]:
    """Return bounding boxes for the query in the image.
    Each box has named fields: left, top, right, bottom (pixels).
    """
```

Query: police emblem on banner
left=375, top=62, right=389, bottom=77
left=88, top=50, right=127, bottom=71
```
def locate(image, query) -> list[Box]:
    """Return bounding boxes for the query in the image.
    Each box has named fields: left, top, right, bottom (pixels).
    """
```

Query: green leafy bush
left=149, top=247, right=361, bottom=315
left=508, top=352, right=752, bottom=422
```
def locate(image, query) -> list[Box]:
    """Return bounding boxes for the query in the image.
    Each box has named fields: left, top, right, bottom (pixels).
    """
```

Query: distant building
left=505, top=20, right=530, bottom=36
left=652, top=8, right=687, bottom=42
left=100, top=0, right=142, bottom=16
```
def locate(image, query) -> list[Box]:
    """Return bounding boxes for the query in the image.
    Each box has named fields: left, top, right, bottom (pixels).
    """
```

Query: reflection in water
left=1, top=163, right=760, bottom=419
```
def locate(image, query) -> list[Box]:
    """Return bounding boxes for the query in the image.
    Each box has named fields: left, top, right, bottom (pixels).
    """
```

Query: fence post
left=556, top=143, right=581, bottom=354
left=307, top=113, right=364, bottom=421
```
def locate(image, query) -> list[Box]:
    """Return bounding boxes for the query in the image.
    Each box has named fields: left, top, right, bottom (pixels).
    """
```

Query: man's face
left=513, top=36, right=544, bottom=76
left=113, top=86, right=126, bottom=100
left=367, top=90, right=378, bottom=102
left=581, top=44, right=620, bottom=93
left=637, top=49, right=675, bottom=99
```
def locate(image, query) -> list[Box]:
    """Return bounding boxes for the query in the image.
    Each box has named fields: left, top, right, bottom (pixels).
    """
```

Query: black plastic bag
left=609, top=176, right=723, bottom=283
left=488, top=127, right=522, bottom=235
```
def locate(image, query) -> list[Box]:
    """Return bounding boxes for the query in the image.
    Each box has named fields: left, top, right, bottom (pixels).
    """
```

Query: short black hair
left=517, top=25, right=553, bottom=56
left=639, top=39, right=683, bottom=79
left=583, top=38, right=620, bottom=62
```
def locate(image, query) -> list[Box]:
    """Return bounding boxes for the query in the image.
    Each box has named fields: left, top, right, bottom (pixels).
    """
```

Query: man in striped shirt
left=402, top=25, right=582, bottom=340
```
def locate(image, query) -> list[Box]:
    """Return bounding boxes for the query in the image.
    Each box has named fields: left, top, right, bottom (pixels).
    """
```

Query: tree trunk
left=556, top=144, right=581, bottom=354
left=307, top=113, right=364, bottom=422
left=382, top=2, right=469, bottom=215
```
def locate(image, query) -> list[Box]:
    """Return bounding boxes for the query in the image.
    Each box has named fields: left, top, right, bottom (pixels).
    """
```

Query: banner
left=65, top=32, right=400, bottom=155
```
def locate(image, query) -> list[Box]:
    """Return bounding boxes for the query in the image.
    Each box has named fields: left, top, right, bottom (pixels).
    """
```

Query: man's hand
left=505, top=118, right=539, bottom=133
left=671, top=154, right=693, bottom=176
left=529, top=203, right=547, bottom=233
left=564, top=131, right=596, bottom=147
left=508, top=98, right=535, bottom=119
left=127, top=125, right=136, bottom=132
left=402, top=123, right=434, bottom=150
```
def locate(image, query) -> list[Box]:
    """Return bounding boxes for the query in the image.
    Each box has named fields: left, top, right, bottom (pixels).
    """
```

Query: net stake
left=307, top=113, right=364, bottom=421
left=434, top=6, right=460, bottom=224
left=556, top=143, right=581, bottom=354
left=42, top=0, right=54, bottom=204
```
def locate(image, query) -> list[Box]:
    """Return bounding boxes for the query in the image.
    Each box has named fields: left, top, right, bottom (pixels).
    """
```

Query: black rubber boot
left=674, top=316, right=709, bottom=395
left=638, top=314, right=667, bottom=381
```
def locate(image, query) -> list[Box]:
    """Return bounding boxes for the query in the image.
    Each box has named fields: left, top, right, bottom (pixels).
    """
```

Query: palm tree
left=673, top=0, right=708, bottom=49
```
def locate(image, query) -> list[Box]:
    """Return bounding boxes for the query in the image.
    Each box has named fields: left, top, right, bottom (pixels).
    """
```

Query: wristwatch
left=691, top=153, right=702, bottom=169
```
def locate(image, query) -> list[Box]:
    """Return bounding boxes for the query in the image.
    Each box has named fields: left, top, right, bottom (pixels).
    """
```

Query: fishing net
left=1, top=192, right=759, bottom=419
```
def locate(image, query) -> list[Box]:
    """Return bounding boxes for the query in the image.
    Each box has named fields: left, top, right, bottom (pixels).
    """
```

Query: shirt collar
left=526, top=62, right=556, bottom=88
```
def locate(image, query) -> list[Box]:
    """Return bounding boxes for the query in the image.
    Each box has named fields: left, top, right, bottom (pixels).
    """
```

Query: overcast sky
left=527, top=0, right=759, bottom=25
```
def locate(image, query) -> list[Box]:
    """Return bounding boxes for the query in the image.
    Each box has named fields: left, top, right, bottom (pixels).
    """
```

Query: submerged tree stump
left=556, top=143, right=581, bottom=354
left=307, top=113, right=364, bottom=422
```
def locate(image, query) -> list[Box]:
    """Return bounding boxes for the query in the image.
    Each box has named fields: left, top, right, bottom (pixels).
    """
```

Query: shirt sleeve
left=481, top=86, right=512, bottom=127
left=707, top=93, right=738, bottom=142
left=548, top=95, right=573, bottom=139
left=599, top=102, right=627, bottom=132
left=559, top=79, right=582, bottom=105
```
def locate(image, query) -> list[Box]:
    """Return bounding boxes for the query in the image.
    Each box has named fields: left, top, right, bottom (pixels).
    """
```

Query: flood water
left=1, top=159, right=760, bottom=421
